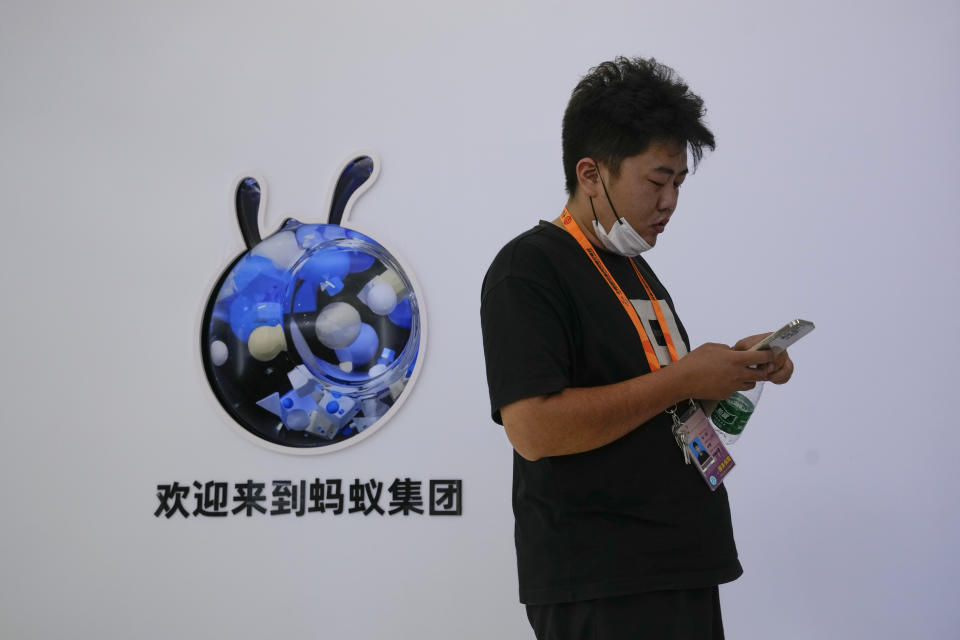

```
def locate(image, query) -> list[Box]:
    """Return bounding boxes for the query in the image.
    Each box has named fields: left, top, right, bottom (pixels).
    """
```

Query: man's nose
left=658, top=185, right=679, bottom=212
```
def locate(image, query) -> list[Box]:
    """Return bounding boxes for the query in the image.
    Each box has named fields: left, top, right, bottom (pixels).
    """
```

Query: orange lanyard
left=560, top=208, right=681, bottom=372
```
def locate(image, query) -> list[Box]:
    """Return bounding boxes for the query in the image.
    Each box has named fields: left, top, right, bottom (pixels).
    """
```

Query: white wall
left=1, top=1, right=957, bottom=638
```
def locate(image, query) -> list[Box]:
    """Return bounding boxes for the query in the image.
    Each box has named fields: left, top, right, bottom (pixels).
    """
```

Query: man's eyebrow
left=651, top=167, right=689, bottom=176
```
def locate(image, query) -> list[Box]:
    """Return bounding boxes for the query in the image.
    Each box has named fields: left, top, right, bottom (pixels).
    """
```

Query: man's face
left=596, top=140, right=689, bottom=247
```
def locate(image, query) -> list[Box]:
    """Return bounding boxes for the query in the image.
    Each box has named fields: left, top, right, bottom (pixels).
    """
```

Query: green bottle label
left=711, top=393, right=755, bottom=435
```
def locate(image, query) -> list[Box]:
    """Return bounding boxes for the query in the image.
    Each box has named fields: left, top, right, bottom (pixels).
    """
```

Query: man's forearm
left=500, top=342, right=776, bottom=461
left=500, top=364, right=691, bottom=461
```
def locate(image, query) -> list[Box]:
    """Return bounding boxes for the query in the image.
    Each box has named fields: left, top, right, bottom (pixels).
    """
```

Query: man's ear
left=575, top=158, right=602, bottom=198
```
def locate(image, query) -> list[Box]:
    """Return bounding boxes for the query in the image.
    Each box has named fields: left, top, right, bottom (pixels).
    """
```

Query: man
left=479, top=57, right=793, bottom=639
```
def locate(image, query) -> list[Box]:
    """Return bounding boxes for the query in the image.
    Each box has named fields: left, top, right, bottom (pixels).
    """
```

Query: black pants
left=525, top=586, right=724, bottom=640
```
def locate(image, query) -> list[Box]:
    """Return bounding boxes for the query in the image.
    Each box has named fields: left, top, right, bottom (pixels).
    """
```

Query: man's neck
left=552, top=195, right=603, bottom=248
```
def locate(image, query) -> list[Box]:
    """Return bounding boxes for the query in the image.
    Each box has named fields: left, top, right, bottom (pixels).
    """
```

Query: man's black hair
left=562, top=56, right=715, bottom=194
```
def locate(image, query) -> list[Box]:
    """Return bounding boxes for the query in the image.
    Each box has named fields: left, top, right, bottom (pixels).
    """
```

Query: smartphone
left=749, top=319, right=815, bottom=353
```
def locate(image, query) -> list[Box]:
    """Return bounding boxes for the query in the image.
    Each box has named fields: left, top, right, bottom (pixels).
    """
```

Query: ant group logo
left=200, top=154, right=424, bottom=454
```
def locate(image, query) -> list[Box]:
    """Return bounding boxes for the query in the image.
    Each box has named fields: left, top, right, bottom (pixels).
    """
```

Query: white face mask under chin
left=592, top=217, right=652, bottom=257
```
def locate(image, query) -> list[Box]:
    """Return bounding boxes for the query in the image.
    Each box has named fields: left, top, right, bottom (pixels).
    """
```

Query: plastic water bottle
left=710, top=383, right=764, bottom=445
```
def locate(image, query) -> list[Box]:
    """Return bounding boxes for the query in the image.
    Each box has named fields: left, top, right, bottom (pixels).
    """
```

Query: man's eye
left=649, top=180, right=666, bottom=187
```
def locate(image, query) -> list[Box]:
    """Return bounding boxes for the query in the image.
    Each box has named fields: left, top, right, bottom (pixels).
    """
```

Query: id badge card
left=670, top=403, right=735, bottom=491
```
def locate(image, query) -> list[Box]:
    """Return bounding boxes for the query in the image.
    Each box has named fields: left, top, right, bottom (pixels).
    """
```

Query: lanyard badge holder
left=669, top=400, right=735, bottom=491
left=560, top=209, right=735, bottom=490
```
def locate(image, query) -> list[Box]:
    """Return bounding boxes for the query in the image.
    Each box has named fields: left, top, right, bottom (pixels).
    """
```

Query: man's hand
left=733, top=333, right=795, bottom=385
left=671, top=342, right=775, bottom=400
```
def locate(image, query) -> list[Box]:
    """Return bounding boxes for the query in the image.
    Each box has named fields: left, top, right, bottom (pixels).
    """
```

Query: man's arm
left=501, top=342, right=777, bottom=461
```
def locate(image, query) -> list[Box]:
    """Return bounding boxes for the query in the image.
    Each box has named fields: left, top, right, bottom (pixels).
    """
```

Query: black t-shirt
left=480, top=221, right=742, bottom=605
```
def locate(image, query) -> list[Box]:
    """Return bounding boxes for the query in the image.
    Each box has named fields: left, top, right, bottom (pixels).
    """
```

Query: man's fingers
left=733, top=333, right=772, bottom=351
left=768, top=357, right=795, bottom=384
left=736, top=349, right=775, bottom=366
left=743, top=366, right=769, bottom=383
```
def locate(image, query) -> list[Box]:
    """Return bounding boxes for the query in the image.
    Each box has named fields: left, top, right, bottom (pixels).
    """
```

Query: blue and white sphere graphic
left=201, top=219, right=421, bottom=450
